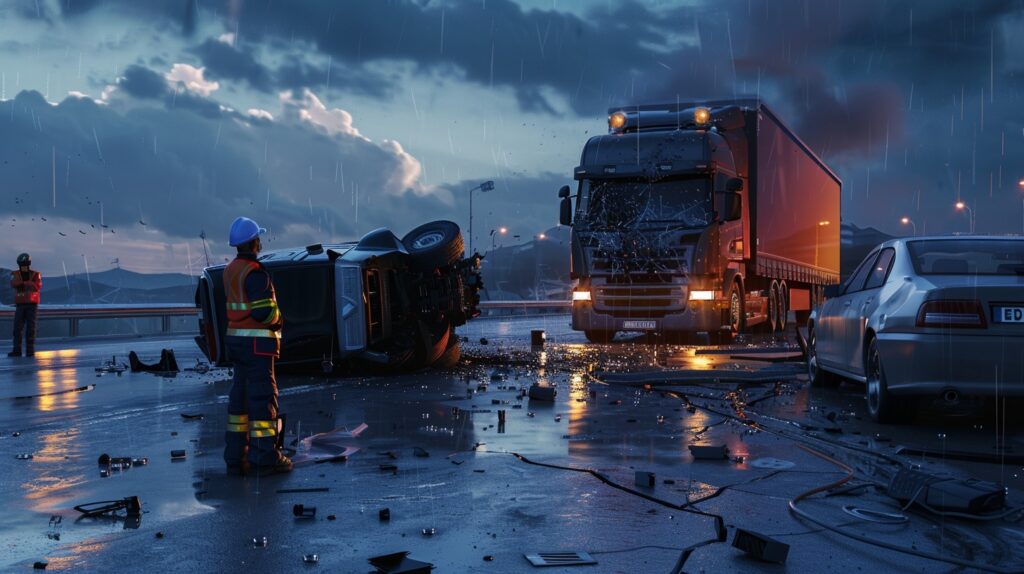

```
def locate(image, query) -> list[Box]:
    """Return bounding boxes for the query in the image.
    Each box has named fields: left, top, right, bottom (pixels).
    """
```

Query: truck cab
left=560, top=100, right=840, bottom=342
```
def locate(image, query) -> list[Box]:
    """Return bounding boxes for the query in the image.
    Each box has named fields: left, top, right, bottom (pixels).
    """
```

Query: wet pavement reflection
left=1, top=321, right=1022, bottom=572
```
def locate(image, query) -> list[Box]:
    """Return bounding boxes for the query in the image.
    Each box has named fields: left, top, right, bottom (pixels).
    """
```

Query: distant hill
left=1, top=266, right=197, bottom=306
left=79, top=268, right=196, bottom=291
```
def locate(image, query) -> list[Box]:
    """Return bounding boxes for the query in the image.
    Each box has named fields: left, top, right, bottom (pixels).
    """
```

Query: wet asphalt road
left=1, top=316, right=1022, bottom=573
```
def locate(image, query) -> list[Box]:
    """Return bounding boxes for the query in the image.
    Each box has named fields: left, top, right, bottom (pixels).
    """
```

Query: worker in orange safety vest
left=9, top=253, right=41, bottom=358
left=222, top=217, right=292, bottom=476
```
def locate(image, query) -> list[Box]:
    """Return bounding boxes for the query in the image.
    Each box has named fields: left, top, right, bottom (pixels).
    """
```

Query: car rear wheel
left=585, top=330, right=616, bottom=344
left=402, top=220, right=464, bottom=271
left=865, top=337, right=908, bottom=423
left=807, top=326, right=838, bottom=387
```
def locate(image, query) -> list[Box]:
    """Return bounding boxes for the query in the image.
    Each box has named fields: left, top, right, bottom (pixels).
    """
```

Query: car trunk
left=920, top=275, right=1024, bottom=337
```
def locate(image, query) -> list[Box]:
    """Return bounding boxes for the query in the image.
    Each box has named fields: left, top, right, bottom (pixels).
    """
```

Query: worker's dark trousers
left=224, top=337, right=284, bottom=467
left=11, top=304, right=38, bottom=354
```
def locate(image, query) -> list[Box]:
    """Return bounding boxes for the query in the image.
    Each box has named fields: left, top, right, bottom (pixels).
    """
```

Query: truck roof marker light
left=609, top=112, right=627, bottom=131
left=694, top=107, right=711, bottom=126
left=658, top=163, right=672, bottom=172
left=603, top=166, right=617, bottom=174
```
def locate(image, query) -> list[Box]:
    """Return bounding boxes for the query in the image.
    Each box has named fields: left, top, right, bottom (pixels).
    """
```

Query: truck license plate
left=622, top=320, right=657, bottom=330
left=994, top=306, right=1024, bottom=323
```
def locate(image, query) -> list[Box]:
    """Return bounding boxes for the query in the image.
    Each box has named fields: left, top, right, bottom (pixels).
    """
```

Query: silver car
left=807, top=236, right=1024, bottom=422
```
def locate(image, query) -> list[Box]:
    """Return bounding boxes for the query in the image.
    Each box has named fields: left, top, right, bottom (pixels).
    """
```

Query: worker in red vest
left=222, top=217, right=291, bottom=476
left=9, top=253, right=41, bottom=358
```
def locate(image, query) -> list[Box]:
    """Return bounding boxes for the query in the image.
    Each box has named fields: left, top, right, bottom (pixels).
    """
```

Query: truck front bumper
left=572, top=300, right=723, bottom=333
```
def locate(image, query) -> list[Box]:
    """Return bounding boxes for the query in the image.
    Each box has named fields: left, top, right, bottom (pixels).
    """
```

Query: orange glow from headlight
left=608, top=112, right=627, bottom=130
left=694, top=107, right=711, bottom=125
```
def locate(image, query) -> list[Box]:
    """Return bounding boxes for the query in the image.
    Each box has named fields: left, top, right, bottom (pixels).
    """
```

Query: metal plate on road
left=622, top=320, right=657, bottom=330
left=993, top=306, right=1024, bottom=323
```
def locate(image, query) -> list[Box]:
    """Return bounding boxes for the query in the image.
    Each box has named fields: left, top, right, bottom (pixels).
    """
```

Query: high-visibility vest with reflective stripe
left=12, top=271, right=41, bottom=305
left=249, top=419, right=277, bottom=438
left=226, top=414, right=249, bottom=433
left=223, top=257, right=281, bottom=339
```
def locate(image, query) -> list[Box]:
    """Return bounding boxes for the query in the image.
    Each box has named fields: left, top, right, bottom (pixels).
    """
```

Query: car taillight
left=916, top=300, right=987, bottom=329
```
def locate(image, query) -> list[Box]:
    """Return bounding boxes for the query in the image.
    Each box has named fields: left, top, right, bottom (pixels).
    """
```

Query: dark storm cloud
left=120, top=65, right=169, bottom=99
left=191, top=39, right=271, bottom=91
left=0, top=86, right=449, bottom=246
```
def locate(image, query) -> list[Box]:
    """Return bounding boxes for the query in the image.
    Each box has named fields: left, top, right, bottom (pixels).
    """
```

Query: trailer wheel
left=768, top=281, right=780, bottom=332
left=777, top=281, right=788, bottom=331
left=585, top=330, right=616, bottom=344
left=728, top=282, right=746, bottom=336
left=402, top=220, right=464, bottom=271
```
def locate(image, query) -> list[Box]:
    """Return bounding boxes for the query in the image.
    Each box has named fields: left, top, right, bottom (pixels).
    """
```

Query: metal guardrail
left=0, top=304, right=199, bottom=337
left=0, top=301, right=571, bottom=337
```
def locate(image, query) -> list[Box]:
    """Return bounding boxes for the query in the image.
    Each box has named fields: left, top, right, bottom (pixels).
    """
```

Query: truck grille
left=594, top=284, right=685, bottom=318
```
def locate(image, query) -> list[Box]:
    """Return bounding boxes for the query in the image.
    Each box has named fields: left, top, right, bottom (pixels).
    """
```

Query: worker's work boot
left=7, top=350, right=21, bottom=358
left=25, top=348, right=34, bottom=358
left=254, top=455, right=293, bottom=476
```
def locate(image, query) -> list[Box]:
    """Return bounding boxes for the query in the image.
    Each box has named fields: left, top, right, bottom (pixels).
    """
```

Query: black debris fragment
left=413, top=447, right=430, bottom=458
left=528, top=384, right=556, bottom=401
left=180, top=413, right=205, bottom=420
left=170, top=450, right=187, bottom=460
left=303, top=554, right=319, bottom=564
left=128, top=349, right=180, bottom=373
left=293, top=504, right=316, bottom=518
left=379, top=508, right=391, bottom=521
left=732, top=528, right=789, bottom=564
left=33, top=561, right=48, bottom=570
left=277, top=488, right=329, bottom=494
left=634, top=471, right=656, bottom=487
left=368, top=551, right=434, bottom=574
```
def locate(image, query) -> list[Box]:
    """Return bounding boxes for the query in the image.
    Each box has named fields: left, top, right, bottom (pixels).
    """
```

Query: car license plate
left=993, top=306, right=1024, bottom=323
left=622, top=320, right=657, bottom=330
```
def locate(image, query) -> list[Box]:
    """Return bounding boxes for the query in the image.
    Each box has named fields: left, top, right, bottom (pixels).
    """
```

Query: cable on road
left=791, top=444, right=1024, bottom=574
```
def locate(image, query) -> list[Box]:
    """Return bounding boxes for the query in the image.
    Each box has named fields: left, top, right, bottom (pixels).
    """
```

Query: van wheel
left=434, top=336, right=461, bottom=369
left=807, top=326, right=838, bottom=387
left=585, top=330, right=616, bottom=344
left=865, top=337, right=908, bottom=423
left=402, top=220, right=464, bottom=271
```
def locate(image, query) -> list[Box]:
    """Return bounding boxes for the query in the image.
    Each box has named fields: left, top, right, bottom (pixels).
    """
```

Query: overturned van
left=194, top=221, right=482, bottom=371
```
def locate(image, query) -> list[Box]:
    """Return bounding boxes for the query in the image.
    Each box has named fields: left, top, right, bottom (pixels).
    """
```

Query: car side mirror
left=726, top=177, right=744, bottom=192
left=823, top=284, right=840, bottom=298
left=558, top=185, right=571, bottom=199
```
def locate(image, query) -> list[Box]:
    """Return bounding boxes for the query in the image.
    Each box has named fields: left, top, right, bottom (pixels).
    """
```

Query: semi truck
left=558, top=99, right=840, bottom=342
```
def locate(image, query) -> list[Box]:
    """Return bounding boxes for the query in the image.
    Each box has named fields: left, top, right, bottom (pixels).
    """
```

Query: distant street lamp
left=955, top=201, right=975, bottom=234
left=468, top=180, right=495, bottom=255
left=900, top=216, right=916, bottom=236
left=490, top=227, right=508, bottom=250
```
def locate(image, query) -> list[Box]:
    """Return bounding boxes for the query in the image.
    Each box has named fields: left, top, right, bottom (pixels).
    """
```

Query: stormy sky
left=1, top=0, right=1023, bottom=275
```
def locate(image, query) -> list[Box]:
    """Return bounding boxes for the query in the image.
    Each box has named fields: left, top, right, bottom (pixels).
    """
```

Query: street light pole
left=900, top=217, right=916, bottom=236
left=468, top=180, right=495, bottom=255
left=955, top=201, right=974, bottom=234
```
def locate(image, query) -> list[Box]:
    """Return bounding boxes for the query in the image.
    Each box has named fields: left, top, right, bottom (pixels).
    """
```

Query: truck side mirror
left=726, top=177, right=744, bottom=192
left=723, top=191, right=742, bottom=221
left=560, top=198, right=573, bottom=226
left=558, top=186, right=573, bottom=226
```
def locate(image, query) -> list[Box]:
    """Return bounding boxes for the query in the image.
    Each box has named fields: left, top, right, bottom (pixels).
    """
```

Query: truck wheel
left=585, top=330, right=616, bottom=344
left=402, top=220, right=464, bottom=271
left=768, top=281, right=780, bottom=332
left=807, top=325, right=838, bottom=387
left=422, top=324, right=452, bottom=365
left=434, top=336, right=461, bottom=369
left=728, top=282, right=746, bottom=336
left=865, top=337, right=909, bottom=423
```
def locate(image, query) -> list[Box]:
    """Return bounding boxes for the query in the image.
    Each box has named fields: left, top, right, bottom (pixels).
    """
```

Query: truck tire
left=402, top=220, right=464, bottom=271
left=585, top=330, right=616, bottom=344
left=727, top=282, right=746, bottom=337
left=777, top=281, right=788, bottom=331
left=768, top=281, right=780, bottom=332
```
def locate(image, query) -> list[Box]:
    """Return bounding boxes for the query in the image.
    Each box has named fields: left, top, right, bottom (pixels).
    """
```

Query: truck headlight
left=572, top=290, right=592, bottom=302
left=688, top=290, right=715, bottom=301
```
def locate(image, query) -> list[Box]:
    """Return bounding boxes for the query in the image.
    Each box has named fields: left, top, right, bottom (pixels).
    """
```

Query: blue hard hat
left=228, top=217, right=266, bottom=247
